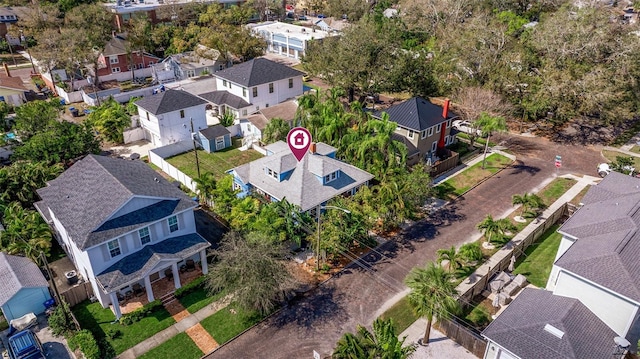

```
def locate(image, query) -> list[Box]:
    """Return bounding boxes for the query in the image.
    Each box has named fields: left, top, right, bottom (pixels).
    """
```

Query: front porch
left=111, top=261, right=205, bottom=315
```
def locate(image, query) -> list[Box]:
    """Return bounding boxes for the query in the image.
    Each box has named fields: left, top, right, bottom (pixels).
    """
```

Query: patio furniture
left=513, top=274, right=528, bottom=288
left=164, top=268, right=174, bottom=280
left=497, top=292, right=511, bottom=306
left=488, top=271, right=513, bottom=293
left=132, top=283, right=144, bottom=297
left=185, top=259, right=195, bottom=272
left=125, top=291, right=133, bottom=300
left=503, top=280, right=521, bottom=296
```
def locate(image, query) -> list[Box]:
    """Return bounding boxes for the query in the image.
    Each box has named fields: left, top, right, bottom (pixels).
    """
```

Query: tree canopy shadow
left=509, top=160, right=541, bottom=176
left=273, top=284, right=347, bottom=330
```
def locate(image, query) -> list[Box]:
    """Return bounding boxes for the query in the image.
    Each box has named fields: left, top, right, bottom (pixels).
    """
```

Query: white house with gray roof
left=135, top=89, right=209, bottom=147
left=483, top=171, right=640, bottom=359
left=34, top=155, right=210, bottom=318
left=201, top=57, right=304, bottom=120
left=228, top=141, right=373, bottom=212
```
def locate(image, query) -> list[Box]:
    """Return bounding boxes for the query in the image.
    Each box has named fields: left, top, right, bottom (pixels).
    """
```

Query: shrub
left=48, top=300, right=74, bottom=336
left=119, top=299, right=163, bottom=325
left=459, top=242, right=483, bottom=263
left=105, top=327, right=122, bottom=340
left=175, top=276, right=206, bottom=298
left=68, top=330, right=101, bottom=359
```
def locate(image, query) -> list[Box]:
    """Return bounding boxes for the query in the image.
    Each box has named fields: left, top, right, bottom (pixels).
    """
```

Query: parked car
left=452, top=120, right=482, bottom=136
left=7, top=330, right=45, bottom=359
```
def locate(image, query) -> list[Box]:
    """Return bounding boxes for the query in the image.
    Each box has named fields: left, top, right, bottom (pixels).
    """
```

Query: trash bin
left=69, top=107, right=79, bottom=117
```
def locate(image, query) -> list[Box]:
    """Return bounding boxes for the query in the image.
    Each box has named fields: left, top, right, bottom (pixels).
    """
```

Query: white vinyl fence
left=148, top=141, right=198, bottom=193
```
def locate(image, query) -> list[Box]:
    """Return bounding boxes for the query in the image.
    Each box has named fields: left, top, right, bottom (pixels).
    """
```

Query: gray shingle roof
left=214, top=58, right=304, bottom=87
left=199, top=125, right=231, bottom=140
left=199, top=90, right=250, bottom=109
left=135, top=89, right=208, bottom=115
left=0, top=253, right=48, bottom=306
left=36, top=155, right=195, bottom=251
left=556, top=172, right=640, bottom=301
left=230, top=142, right=373, bottom=211
left=374, top=97, right=457, bottom=131
left=96, top=233, right=210, bottom=291
left=483, top=288, right=617, bottom=359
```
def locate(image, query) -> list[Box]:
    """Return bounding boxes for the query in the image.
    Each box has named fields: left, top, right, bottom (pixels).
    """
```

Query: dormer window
left=428, top=127, right=434, bottom=136
left=107, top=239, right=121, bottom=258
left=407, top=129, right=416, bottom=139
left=324, top=171, right=337, bottom=183
left=436, top=123, right=442, bottom=133
left=267, top=168, right=278, bottom=179
left=139, top=227, right=151, bottom=245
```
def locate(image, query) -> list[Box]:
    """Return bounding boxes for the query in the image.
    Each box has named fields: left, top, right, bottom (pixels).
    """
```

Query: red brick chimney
left=442, top=98, right=450, bottom=119
left=309, top=142, right=316, bottom=154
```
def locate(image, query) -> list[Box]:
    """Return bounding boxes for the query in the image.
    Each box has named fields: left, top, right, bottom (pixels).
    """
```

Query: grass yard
left=378, top=296, right=419, bottom=335
left=537, top=177, right=576, bottom=207
left=178, top=288, right=226, bottom=314
left=512, top=224, right=562, bottom=288
left=137, top=333, right=202, bottom=359
left=436, top=153, right=512, bottom=199
left=631, top=146, right=640, bottom=154
left=602, top=149, right=640, bottom=169
left=167, top=138, right=263, bottom=180
left=72, top=300, right=176, bottom=355
left=200, top=303, right=263, bottom=344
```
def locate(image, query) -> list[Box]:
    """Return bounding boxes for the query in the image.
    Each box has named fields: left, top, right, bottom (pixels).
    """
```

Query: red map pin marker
left=287, top=127, right=312, bottom=162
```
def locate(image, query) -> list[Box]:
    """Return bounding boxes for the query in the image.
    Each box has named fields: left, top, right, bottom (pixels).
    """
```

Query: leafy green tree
left=219, top=112, right=235, bottom=127
left=405, top=262, right=461, bottom=345
left=193, top=172, right=217, bottom=203
left=320, top=198, right=373, bottom=259
left=402, top=163, right=433, bottom=214
left=205, top=231, right=295, bottom=315
left=332, top=318, right=416, bottom=359
left=86, top=98, right=131, bottom=143
left=229, top=197, right=261, bottom=231
left=210, top=175, right=239, bottom=221
left=0, top=202, right=53, bottom=261
left=13, top=100, right=59, bottom=139
left=611, top=156, right=637, bottom=176
left=437, top=246, right=463, bottom=273
left=261, top=118, right=290, bottom=144
left=458, top=242, right=483, bottom=263
left=476, top=112, right=506, bottom=169
left=0, top=161, right=63, bottom=207
left=12, top=121, right=100, bottom=166
left=272, top=199, right=313, bottom=246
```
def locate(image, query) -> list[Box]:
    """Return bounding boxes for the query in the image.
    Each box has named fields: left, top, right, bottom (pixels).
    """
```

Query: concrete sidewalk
left=399, top=319, right=477, bottom=359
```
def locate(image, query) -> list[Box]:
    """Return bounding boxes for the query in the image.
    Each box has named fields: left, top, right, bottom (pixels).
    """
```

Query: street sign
left=555, top=161, right=562, bottom=168
left=313, top=350, right=321, bottom=359
left=555, top=155, right=562, bottom=161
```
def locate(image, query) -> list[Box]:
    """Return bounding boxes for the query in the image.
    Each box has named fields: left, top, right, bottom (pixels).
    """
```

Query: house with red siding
left=96, top=35, right=161, bottom=80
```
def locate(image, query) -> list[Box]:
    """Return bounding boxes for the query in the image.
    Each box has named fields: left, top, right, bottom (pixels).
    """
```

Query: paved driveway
left=204, top=135, right=603, bottom=358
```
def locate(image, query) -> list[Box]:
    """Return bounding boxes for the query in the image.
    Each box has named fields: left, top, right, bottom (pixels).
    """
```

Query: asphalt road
left=204, top=134, right=604, bottom=359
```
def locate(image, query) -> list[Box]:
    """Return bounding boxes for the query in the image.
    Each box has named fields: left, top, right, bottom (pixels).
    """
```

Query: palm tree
left=511, top=193, right=530, bottom=218
left=476, top=112, right=507, bottom=169
left=496, top=218, right=517, bottom=240
left=262, top=118, right=291, bottom=144
left=512, top=193, right=545, bottom=219
left=458, top=242, right=483, bottom=264
left=332, top=318, right=416, bottom=359
left=477, top=214, right=500, bottom=244
left=405, top=262, right=461, bottom=345
left=193, top=172, right=217, bottom=203
left=436, top=246, right=463, bottom=273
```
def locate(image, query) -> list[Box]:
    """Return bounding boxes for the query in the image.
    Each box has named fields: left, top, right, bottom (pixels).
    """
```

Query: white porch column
left=172, top=263, right=181, bottom=290
left=110, top=292, right=122, bottom=319
left=200, top=250, right=208, bottom=275
left=144, top=276, right=154, bottom=302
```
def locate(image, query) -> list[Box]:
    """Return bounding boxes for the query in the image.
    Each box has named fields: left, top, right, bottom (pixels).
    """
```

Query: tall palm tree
left=511, top=193, right=530, bottom=218
left=405, top=262, right=461, bottom=345
left=477, top=214, right=500, bottom=244
left=437, top=246, right=463, bottom=273
left=332, top=318, right=416, bottom=359
left=496, top=218, right=517, bottom=239
left=193, top=172, right=217, bottom=202
left=476, top=112, right=507, bottom=169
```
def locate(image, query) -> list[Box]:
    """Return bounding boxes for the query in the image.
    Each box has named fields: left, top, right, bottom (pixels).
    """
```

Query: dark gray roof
left=483, top=288, right=617, bottom=359
left=375, top=97, right=457, bottom=131
left=214, top=58, right=304, bottom=87
left=230, top=141, right=373, bottom=211
left=199, top=125, right=231, bottom=140
left=135, top=89, right=208, bottom=115
left=36, top=155, right=195, bottom=250
left=199, top=90, right=250, bottom=109
left=556, top=172, right=640, bottom=301
left=0, top=253, right=48, bottom=306
left=96, top=233, right=210, bottom=291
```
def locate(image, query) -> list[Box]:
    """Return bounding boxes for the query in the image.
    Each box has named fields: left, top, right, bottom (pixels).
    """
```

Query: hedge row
left=68, top=329, right=100, bottom=359
left=119, top=299, right=163, bottom=326
left=175, top=276, right=206, bottom=298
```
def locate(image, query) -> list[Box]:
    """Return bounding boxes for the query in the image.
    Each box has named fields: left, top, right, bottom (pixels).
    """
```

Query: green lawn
left=72, top=300, right=176, bottom=355
left=378, top=296, right=419, bottom=335
left=200, top=303, right=262, bottom=344
left=512, top=224, right=562, bottom=287
left=137, top=333, right=202, bottom=359
left=537, top=178, right=576, bottom=208
left=436, top=153, right=512, bottom=198
left=166, top=138, right=263, bottom=180
left=178, top=288, right=226, bottom=314
left=602, top=149, right=640, bottom=169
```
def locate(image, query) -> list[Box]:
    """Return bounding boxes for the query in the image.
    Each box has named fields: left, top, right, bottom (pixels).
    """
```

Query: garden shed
left=0, top=253, right=52, bottom=321
left=198, top=125, right=231, bottom=153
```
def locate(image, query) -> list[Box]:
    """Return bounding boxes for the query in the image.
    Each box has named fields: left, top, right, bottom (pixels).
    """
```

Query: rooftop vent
left=544, top=324, right=564, bottom=339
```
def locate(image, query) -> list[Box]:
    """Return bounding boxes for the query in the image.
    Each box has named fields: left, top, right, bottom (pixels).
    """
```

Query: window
left=242, top=109, right=247, bottom=116
left=267, top=168, right=278, bottom=179
left=139, top=227, right=151, bottom=245
left=168, top=216, right=179, bottom=232
left=428, top=127, right=434, bottom=137
left=289, top=79, right=293, bottom=88
left=421, top=130, right=427, bottom=139
left=138, top=63, right=144, bottom=69
left=111, top=67, right=121, bottom=73
left=431, top=141, right=437, bottom=152
left=180, top=110, right=185, bottom=118
left=252, top=87, right=258, bottom=97
left=407, top=129, right=416, bottom=139
left=107, top=239, right=121, bottom=258
left=269, top=83, right=274, bottom=93
left=187, top=70, right=195, bottom=77
left=148, top=61, right=154, bottom=66
left=243, top=88, right=247, bottom=97
left=109, top=56, right=119, bottom=64
left=223, top=80, right=227, bottom=87
left=436, top=124, right=442, bottom=133
left=446, top=119, right=451, bottom=127
left=127, top=64, right=132, bottom=70
left=444, top=135, right=450, bottom=145
left=324, top=171, right=337, bottom=183
left=219, top=65, right=224, bottom=70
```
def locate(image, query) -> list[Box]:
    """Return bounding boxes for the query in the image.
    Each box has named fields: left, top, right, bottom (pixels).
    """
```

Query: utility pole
left=19, top=29, right=36, bottom=74
left=190, top=118, right=201, bottom=178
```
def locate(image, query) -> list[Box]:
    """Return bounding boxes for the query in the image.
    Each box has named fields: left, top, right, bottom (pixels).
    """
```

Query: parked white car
left=452, top=120, right=482, bottom=136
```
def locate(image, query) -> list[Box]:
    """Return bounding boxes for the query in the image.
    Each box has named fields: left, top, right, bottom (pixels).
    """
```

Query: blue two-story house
left=227, top=141, right=373, bottom=212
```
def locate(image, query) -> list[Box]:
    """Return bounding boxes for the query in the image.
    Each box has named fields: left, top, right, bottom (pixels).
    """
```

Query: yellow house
left=0, top=76, right=27, bottom=106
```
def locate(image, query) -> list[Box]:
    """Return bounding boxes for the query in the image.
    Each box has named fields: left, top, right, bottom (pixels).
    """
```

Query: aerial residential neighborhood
left=0, top=0, right=639, bottom=359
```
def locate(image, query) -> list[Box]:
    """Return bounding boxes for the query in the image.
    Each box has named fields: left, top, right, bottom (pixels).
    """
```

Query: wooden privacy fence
left=437, top=319, right=487, bottom=358
left=60, top=281, right=94, bottom=307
